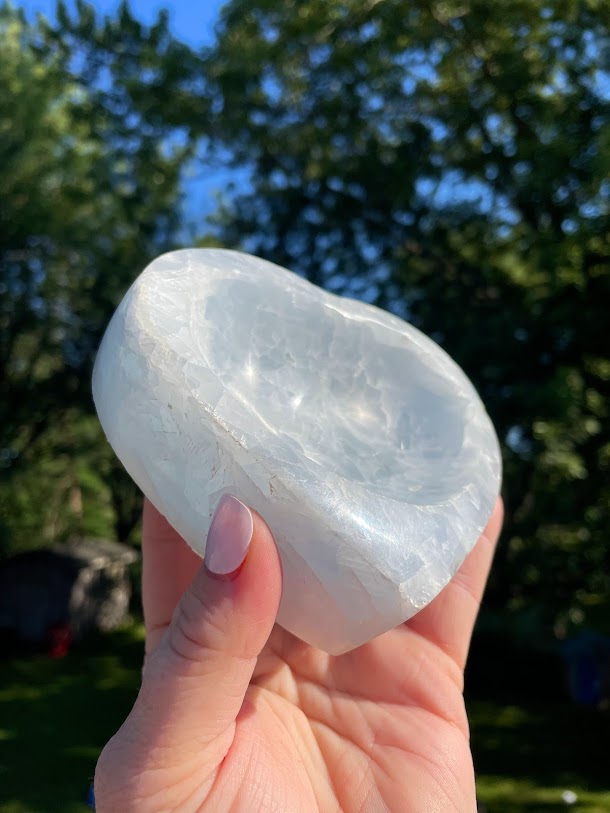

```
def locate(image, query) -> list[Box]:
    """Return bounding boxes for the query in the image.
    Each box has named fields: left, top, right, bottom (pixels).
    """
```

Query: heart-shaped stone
left=93, top=249, right=501, bottom=654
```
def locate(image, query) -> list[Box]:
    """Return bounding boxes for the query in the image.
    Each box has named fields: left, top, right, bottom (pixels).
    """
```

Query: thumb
left=143, top=494, right=282, bottom=744
left=99, top=495, right=282, bottom=795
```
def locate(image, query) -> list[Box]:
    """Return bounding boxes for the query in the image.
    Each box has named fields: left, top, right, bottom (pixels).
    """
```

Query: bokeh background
left=1, top=1, right=609, bottom=811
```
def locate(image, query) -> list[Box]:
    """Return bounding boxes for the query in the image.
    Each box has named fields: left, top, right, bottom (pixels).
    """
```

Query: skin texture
left=95, top=497, right=503, bottom=813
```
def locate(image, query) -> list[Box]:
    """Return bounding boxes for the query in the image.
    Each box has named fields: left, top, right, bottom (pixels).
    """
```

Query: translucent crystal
left=93, top=249, right=502, bottom=654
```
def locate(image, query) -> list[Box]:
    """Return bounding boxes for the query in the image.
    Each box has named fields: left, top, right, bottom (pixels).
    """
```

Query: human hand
left=95, top=494, right=503, bottom=812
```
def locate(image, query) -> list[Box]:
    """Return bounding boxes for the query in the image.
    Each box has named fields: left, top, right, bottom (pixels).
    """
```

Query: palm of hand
left=96, top=500, right=502, bottom=813
left=219, top=627, right=474, bottom=813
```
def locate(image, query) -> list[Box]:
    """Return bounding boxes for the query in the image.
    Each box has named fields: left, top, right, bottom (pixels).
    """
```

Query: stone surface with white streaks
left=93, top=249, right=502, bottom=654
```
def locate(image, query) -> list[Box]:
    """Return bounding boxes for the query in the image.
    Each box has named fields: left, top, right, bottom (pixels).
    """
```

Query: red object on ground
left=47, top=622, right=72, bottom=658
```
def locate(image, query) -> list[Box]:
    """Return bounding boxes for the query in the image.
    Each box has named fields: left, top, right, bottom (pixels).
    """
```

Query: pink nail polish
left=205, top=494, right=253, bottom=576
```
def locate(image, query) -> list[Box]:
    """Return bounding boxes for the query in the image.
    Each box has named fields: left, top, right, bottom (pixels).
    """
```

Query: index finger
left=405, top=497, right=504, bottom=670
left=142, top=498, right=202, bottom=655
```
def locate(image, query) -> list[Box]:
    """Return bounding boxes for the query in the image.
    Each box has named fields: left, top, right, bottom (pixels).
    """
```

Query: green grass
left=0, top=625, right=145, bottom=813
left=1, top=625, right=609, bottom=812
left=470, top=700, right=610, bottom=812
left=475, top=777, right=610, bottom=813
left=467, top=634, right=610, bottom=813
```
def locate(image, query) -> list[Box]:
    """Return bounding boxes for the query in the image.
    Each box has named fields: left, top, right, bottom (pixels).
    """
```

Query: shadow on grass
left=467, top=632, right=610, bottom=812
left=470, top=698, right=609, bottom=792
left=0, top=625, right=144, bottom=813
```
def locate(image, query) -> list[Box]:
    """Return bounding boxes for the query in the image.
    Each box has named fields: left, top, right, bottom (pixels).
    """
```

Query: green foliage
left=202, top=0, right=610, bottom=626
left=0, top=1, right=204, bottom=551
left=0, top=413, right=127, bottom=553
left=1, top=0, right=608, bottom=633
left=1, top=2, right=191, bottom=451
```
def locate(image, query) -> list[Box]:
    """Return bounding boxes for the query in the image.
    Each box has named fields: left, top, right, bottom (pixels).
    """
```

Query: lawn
left=466, top=632, right=610, bottom=813
left=0, top=624, right=608, bottom=813
left=0, top=625, right=144, bottom=813
left=471, top=700, right=610, bottom=813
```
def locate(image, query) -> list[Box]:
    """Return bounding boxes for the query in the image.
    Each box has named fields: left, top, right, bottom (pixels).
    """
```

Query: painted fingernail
left=205, top=494, right=253, bottom=576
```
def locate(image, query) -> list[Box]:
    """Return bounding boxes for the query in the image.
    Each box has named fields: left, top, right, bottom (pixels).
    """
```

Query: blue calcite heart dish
left=93, top=249, right=502, bottom=654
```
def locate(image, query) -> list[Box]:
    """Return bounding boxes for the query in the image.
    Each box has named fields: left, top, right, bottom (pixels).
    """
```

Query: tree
left=0, top=1, right=204, bottom=551
left=2, top=0, right=608, bottom=635
left=201, top=0, right=610, bottom=627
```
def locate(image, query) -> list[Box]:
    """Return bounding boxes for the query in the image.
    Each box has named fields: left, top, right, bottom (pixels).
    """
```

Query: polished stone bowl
left=93, top=249, right=501, bottom=653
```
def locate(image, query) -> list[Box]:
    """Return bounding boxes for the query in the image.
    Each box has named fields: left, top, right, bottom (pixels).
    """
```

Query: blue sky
left=19, top=0, right=236, bottom=231
left=19, top=0, right=226, bottom=46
